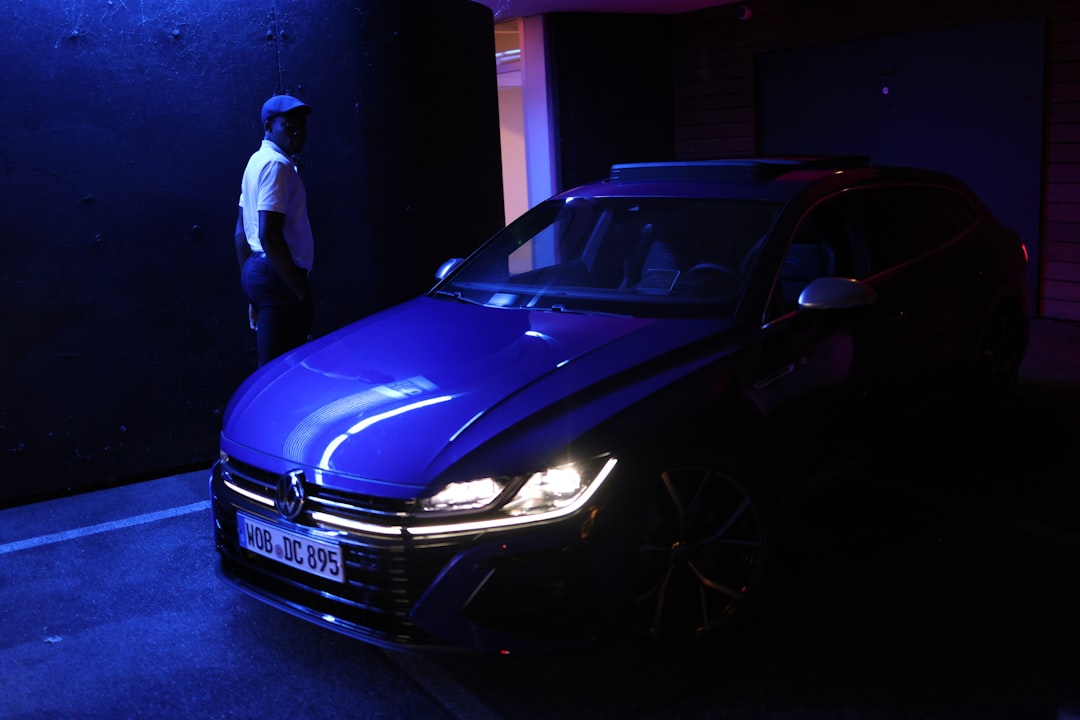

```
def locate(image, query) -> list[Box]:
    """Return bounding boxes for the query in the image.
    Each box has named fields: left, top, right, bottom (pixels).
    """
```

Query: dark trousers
left=242, top=254, right=313, bottom=367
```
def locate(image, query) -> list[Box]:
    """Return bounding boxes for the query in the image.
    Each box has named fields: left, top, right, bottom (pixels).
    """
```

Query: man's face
left=267, top=111, right=308, bottom=156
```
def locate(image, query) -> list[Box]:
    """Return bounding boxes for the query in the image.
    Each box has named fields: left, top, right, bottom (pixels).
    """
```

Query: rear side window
left=842, top=185, right=978, bottom=275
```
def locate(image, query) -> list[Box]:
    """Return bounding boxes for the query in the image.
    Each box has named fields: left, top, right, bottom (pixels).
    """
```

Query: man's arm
left=259, top=210, right=308, bottom=301
left=234, top=208, right=251, bottom=270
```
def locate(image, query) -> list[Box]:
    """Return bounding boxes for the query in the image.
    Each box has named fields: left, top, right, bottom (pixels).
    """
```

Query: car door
left=833, top=184, right=989, bottom=405
left=735, top=184, right=976, bottom=454
left=733, top=206, right=874, bottom=463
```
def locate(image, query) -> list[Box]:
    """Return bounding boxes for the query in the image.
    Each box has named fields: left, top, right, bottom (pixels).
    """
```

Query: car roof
left=553, top=156, right=972, bottom=203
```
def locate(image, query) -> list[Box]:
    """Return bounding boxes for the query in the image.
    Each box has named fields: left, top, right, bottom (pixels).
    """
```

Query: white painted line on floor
left=384, top=650, right=503, bottom=720
left=0, top=500, right=210, bottom=556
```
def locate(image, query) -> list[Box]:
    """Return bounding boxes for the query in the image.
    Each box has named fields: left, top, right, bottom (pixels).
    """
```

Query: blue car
left=210, top=157, right=1029, bottom=655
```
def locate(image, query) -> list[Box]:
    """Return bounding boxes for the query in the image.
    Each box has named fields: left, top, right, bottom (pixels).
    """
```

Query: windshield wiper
left=432, top=289, right=488, bottom=307
left=544, top=304, right=631, bottom=318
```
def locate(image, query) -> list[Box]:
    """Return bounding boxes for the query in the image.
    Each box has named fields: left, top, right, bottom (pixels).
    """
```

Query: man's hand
left=248, top=304, right=259, bottom=331
left=259, top=210, right=308, bottom=301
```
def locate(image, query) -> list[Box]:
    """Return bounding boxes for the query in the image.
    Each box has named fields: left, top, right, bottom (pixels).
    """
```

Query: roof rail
left=609, top=156, right=870, bottom=184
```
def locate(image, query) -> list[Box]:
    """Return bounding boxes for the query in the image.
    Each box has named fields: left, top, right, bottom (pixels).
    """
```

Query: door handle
left=753, top=361, right=796, bottom=389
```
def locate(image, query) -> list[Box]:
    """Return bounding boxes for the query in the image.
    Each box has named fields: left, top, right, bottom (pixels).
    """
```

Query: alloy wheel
left=633, top=458, right=767, bottom=645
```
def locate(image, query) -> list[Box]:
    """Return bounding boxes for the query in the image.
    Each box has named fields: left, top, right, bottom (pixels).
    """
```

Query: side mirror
left=435, top=258, right=464, bottom=281
left=798, top=277, right=877, bottom=310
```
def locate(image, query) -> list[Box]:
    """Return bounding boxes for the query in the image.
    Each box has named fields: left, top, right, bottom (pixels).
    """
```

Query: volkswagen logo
left=275, top=470, right=306, bottom=521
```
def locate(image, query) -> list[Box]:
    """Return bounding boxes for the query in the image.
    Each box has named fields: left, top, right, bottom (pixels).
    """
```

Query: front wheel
left=632, top=454, right=768, bottom=646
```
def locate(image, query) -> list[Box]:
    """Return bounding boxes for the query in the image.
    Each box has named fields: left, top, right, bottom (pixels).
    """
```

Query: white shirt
left=238, top=139, right=314, bottom=270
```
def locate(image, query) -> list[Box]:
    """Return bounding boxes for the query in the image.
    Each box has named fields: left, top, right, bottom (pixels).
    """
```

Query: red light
left=1021, top=242, right=1029, bottom=263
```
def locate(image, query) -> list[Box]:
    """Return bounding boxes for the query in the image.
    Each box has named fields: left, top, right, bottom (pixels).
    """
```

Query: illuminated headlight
left=413, top=456, right=617, bottom=533
left=420, top=477, right=506, bottom=512
left=501, top=465, right=588, bottom=516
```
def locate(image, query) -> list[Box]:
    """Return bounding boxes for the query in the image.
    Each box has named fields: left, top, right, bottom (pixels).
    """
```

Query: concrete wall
left=0, top=0, right=504, bottom=506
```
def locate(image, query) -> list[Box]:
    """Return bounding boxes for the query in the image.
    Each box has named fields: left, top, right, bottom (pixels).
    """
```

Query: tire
left=976, top=301, right=1028, bottom=407
left=631, top=452, right=769, bottom=647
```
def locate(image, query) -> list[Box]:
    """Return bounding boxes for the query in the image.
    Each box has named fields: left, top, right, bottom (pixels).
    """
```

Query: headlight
left=412, top=456, right=618, bottom=534
left=501, top=465, right=587, bottom=516
left=420, top=477, right=506, bottom=512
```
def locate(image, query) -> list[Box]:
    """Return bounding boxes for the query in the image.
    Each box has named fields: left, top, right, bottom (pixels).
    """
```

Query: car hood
left=221, top=296, right=732, bottom=497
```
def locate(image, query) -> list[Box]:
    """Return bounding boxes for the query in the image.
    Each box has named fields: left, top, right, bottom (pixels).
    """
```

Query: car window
left=836, top=185, right=978, bottom=275
left=763, top=184, right=979, bottom=320
left=439, top=196, right=781, bottom=319
left=765, top=204, right=855, bottom=317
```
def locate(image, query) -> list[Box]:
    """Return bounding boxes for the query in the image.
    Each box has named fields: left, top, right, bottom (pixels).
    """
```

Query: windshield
left=435, top=196, right=780, bottom=319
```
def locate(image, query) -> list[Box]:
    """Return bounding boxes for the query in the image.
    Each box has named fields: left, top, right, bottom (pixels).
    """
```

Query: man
left=235, top=94, right=315, bottom=367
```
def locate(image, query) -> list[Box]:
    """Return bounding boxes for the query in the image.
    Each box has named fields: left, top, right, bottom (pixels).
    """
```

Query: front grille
left=221, top=457, right=417, bottom=521
left=213, top=459, right=459, bottom=648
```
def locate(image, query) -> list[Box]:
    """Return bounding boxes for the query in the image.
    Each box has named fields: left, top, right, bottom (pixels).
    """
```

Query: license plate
left=237, top=513, right=344, bottom=583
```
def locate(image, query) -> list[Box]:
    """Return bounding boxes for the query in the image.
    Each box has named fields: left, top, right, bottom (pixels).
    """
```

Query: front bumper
left=209, top=458, right=633, bottom=655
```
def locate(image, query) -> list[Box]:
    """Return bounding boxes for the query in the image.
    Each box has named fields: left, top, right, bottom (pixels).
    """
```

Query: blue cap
left=261, top=94, right=311, bottom=124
